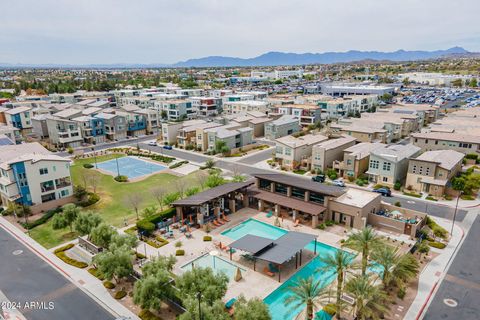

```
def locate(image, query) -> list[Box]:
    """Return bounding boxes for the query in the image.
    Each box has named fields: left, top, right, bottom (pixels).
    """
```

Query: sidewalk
left=0, top=217, right=139, bottom=320
left=404, top=214, right=466, bottom=319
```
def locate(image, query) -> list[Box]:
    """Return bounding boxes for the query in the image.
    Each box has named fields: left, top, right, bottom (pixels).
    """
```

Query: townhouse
left=160, top=119, right=208, bottom=145
left=265, top=115, right=300, bottom=140
left=405, top=150, right=464, bottom=196
left=410, top=132, right=480, bottom=155
left=330, top=123, right=387, bottom=143
left=0, top=143, right=74, bottom=213
left=275, top=133, right=328, bottom=170
left=71, top=116, right=106, bottom=145
left=95, top=113, right=127, bottom=141
left=272, top=104, right=322, bottom=127
left=46, top=115, right=83, bottom=148
left=134, top=109, right=160, bottom=134
left=333, top=142, right=385, bottom=179
left=222, top=100, right=269, bottom=115
left=311, top=135, right=356, bottom=172
left=190, top=97, right=222, bottom=117
left=4, top=106, right=33, bottom=135
left=154, top=99, right=196, bottom=121
left=176, top=121, right=221, bottom=150
left=0, top=124, right=21, bottom=144
left=115, top=111, right=147, bottom=137
left=204, top=125, right=253, bottom=154
left=366, top=144, right=421, bottom=187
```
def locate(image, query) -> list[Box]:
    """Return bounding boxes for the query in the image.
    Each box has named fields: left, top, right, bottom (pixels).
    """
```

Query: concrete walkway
left=0, top=217, right=139, bottom=320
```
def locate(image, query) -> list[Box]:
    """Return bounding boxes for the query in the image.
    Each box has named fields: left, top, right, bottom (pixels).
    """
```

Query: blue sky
left=1, top=0, right=479, bottom=64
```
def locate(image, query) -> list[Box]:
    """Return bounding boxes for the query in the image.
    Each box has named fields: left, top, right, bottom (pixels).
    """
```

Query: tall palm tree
left=317, top=250, right=353, bottom=319
left=343, top=227, right=383, bottom=276
left=371, top=246, right=419, bottom=289
left=284, top=276, right=329, bottom=320
left=345, top=275, right=389, bottom=320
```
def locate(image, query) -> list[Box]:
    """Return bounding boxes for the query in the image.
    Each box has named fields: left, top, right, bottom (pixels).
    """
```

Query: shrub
left=175, top=249, right=185, bottom=256
left=142, top=207, right=176, bottom=225
left=124, top=226, right=138, bottom=236
left=465, top=153, right=478, bottom=160
left=79, top=193, right=100, bottom=207
left=21, top=207, right=62, bottom=229
left=460, top=194, right=475, bottom=200
left=323, top=303, right=336, bottom=316
left=428, top=241, right=446, bottom=249
left=394, top=201, right=402, bottom=207
left=374, top=184, right=389, bottom=190
left=54, top=243, right=74, bottom=254
left=397, top=286, right=406, bottom=300
left=169, top=160, right=189, bottom=169
left=203, top=235, right=212, bottom=241
left=403, top=191, right=421, bottom=198
left=426, top=217, right=448, bottom=240
left=318, top=223, right=326, bottom=230
left=325, top=220, right=334, bottom=227
left=139, top=309, right=162, bottom=320
left=293, top=169, right=306, bottom=175
left=136, top=252, right=146, bottom=259
left=88, top=268, right=105, bottom=280
left=114, top=175, right=128, bottom=183
left=114, top=290, right=127, bottom=299
left=136, top=220, right=155, bottom=235
left=444, top=194, right=453, bottom=201
left=83, top=163, right=94, bottom=169
left=394, top=181, right=402, bottom=191
left=426, top=196, right=438, bottom=201
left=103, top=281, right=116, bottom=289
left=54, top=244, right=88, bottom=269
left=326, top=169, right=337, bottom=180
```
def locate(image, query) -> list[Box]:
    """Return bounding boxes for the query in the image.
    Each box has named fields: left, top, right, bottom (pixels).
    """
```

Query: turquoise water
left=181, top=254, right=246, bottom=281
left=96, top=156, right=166, bottom=178
left=221, top=219, right=345, bottom=320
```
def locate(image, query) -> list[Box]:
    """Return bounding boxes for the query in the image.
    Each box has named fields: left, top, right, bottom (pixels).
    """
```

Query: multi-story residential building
left=275, top=133, right=328, bottom=170
left=222, top=100, right=269, bottom=115
left=366, top=144, right=421, bottom=187
left=330, top=124, right=388, bottom=143
left=71, top=116, right=106, bottom=145
left=4, top=106, right=33, bottom=135
left=175, top=89, right=204, bottom=97
left=204, top=126, right=253, bottom=153
left=135, top=109, right=159, bottom=134
left=95, top=113, right=127, bottom=141
left=32, top=115, right=49, bottom=139
left=320, top=83, right=395, bottom=97
left=0, top=124, right=21, bottom=144
left=222, top=93, right=256, bottom=104
left=190, top=97, right=222, bottom=117
left=248, top=117, right=272, bottom=138
left=264, top=115, right=300, bottom=140
left=311, top=135, right=356, bottom=172
left=411, top=132, right=480, bottom=155
left=333, top=142, right=385, bottom=179
left=117, top=96, right=157, bottom=109
left=272, top=104, right=322, bottom=127
left=251, top=69, right=303, bottom=79
left=154, top=100, right=195, bottom=121
left=405, top=150, right=464, bottom=196
left=115, top=111, right=146, bottom=137
left=46, top=116, right=83, bottom=148
left=176, top=122, right=221, bottom=150
left=0, top=143, right=74, bottom=213
left=160, top=119, right=207, bottom=145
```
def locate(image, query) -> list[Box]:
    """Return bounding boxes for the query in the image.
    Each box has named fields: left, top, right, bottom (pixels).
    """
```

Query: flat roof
left=251, top=189, right=326, bottom=216
left=228, top=235, right=274, bottom=255
left=254, top=173, right=345, bottom=197
left=172, top=181, right=253, bottom=206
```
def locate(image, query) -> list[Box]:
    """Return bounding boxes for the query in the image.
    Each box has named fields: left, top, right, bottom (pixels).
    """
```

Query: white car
left=148, top=141, right=158, bottom=146
left=332, top=179, right=345, bottom=187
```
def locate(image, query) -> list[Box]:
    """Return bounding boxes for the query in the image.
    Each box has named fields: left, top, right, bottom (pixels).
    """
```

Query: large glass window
left=275, top=183, right=288, bottom=195
left=259, top=179, right=271, bottom=191
left=291, top=187, right=305, bottom=200
left=309, top=192, right=325, bottom=205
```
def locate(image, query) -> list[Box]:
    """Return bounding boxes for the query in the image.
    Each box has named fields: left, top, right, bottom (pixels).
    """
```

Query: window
left=291, top=187, right=305, bottom=200
left=369, top=160, right=379, bottom=169
left=460, top=143, right=472, bottom=149
left=412, top=165, right=417, bottom=173
left=347, top=159, right=352, bottom=165
left=276, top=146, right=283, bottom=154
left=426, top=167, right=430, bottom=175
left=419, top=166, right=423, bottom=175
left=39, top=168, right=48, bottom=175
left=382, top=162, right=391, bottom=171
left=382, top=177, right=388, bottom=182
left=285, top=148, right=292, bottom=156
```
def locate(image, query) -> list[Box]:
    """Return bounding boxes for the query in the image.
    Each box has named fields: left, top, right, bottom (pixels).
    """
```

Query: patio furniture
left=263, top=267, right=275, bottom=277
left=294, top=219, right=300, bottom=227
left=266, top=210, right=273, bottom=218
left=221, top=213, right=230, bottom=222
left=268, top=263, right=279, bottom=273
left=225, top=297, right=237, bottom=309
left=185, top=232, right=192, bottom=239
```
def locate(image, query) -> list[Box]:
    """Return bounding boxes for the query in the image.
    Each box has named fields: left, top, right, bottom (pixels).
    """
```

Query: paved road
left=237, top=148, right=274, bottom=165
left=0, top=228, right=115, bottom=320
left=424, top=215, right=480, bottom=320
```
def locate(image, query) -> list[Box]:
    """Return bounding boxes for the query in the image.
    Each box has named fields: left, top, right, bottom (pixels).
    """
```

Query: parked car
left=311, top=175, right=326, bottom=183
left=373, top=188, right=392, bottom=197
left=163, top=145, right=173, bottom=150
left=332, top=179, right=345, bottom=187
left=148, top=141, right=157, bottom=146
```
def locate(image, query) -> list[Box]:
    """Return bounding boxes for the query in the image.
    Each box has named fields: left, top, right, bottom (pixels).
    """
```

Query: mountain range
left=0, top=47, right=471, bottom=68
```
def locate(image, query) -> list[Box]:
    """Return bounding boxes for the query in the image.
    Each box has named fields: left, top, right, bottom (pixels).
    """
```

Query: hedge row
left=114, top=290, right=127, bottom=299
left=428, top=241, right=446, bottom=249
left=21, top=207, right=62, bottom=230
left=125, top=151, right=175, bottom=164
left=136, top=208, right=176, bottom=233
left=139, top=309, right=163, bottom=320
left=103, top=281, right=116, bottom=289
left=54, top=244, right=88, bottom=269
left=169, top=160, right=189, bottom=169
left=88, top=268, right=105, bottom=280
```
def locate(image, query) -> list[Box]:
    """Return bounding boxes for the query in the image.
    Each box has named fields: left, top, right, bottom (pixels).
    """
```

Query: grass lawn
left=31, top=154, right=205, bottom=248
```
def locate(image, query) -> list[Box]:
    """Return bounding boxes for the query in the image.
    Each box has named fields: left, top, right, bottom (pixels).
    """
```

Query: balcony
left=333, top=160, right=348, bottom=170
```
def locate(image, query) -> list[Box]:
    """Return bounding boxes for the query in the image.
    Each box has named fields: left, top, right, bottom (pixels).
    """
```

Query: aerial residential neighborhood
left=0, top=1, right=479, bottom=320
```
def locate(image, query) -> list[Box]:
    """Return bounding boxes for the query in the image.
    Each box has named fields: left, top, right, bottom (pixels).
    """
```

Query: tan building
left=311, top=135, right=356, bottom=172
left=331, top=124, right=387, bottom=143
left=405, top=150, right=464, bottom=196
left=275, top=133, right=328, bottom=170
left=411, top=132, right=480, bottom=155
left=333, top=142, right=385, bottom=179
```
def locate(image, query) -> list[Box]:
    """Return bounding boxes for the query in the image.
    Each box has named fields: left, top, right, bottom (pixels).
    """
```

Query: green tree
left=317, top=250, right=353, bottom=319
left=142, top=256, right=177, bottom=275
left=52, top=204, right=80, bottom=232
left=74, top=211, right=102, bottom=236
left=417, top=241, right=430, bottom=258
left=206, top=173, right=225, bottom=188
left=93, top=247, right=133, bottom=283
left=142, top=205, right=158, bottom=219
left=371, top=246, right=419, bottom=289
left=234, top=296, right=271, bottom=320
left=469, top=78, right=478, bottom=88
left=176, top=267, right=229, bottom=305
left=344, top=227, right=384, bottom=276
left=179, top=299, right=230, bottom=320
left=232, top=174, right=247, bottom=182
left=204, top=159, right=216, bottom=169
left=185, top=187, right=200, bottom=197
left=163, top=192, right=181, bottom=207
left=345, top=275, right=388, bottom=320
left=109, top=233, right=138, bottom=251
left=90, top=223, right=117, bottom=248
left=451, top=79, right=463, bottom=87
left=284, top=276, right=330, bottom=320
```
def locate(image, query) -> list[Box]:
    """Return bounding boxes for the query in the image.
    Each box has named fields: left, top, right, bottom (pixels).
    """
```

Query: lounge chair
left=268, top=263, right=279, bottom=273
left=225, top=297, right=236, bottom=309
left=222, top=213, right=230, bottom=222
left=213, top=220, right=221, bottom=227
left=294, top=219, right=300, bottom=227
left=266, top=210, right=273, bottom=218
left=215, top=219, right=224, bottom=225
left=263, top=267, right=275, bottom=277
left=185, top=232, right=192, bottom=239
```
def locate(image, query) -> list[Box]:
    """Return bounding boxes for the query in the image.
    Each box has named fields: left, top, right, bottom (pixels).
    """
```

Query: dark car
left=311, top=175, right=326, bottom=183
left=163, top=145, right=173, bottom=150
left=373, top=188, right=392, bottom=197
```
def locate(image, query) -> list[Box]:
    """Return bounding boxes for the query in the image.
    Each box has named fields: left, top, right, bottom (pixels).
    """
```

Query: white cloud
left=0, top=0, right=478, bottom=64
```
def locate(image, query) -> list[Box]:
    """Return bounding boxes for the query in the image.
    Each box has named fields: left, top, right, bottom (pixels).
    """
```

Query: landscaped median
left=54, top=243, right=88, bottom=268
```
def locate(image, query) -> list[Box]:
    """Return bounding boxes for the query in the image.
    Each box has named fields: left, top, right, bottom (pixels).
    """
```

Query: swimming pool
left=221, top=219, right=347, bottom=320
left=181, top=253, right=246, bottom=281
left=96, top=156, right=166, bottom=179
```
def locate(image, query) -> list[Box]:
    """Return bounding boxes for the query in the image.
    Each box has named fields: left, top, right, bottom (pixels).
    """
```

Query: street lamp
left=450, top=191, right=463, bottom=236
left=92, top=147, right=98, bottom=169
left=196, top=291, right=203, bottom=320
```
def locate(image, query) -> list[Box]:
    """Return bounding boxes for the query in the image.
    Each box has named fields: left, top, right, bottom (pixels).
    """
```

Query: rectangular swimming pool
left=181, top=253, right=246, bottom=281
left=96, top=156, right=166, bottom=179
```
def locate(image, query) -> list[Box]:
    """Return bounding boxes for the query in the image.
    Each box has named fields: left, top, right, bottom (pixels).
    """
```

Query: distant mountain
left=0, top=47, right=470, bottom=68
left=172, top=47, right=469, bottom=67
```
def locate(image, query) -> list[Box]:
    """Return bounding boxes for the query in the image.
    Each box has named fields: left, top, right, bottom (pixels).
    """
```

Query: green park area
left=30, top=154, right=205, bottom=248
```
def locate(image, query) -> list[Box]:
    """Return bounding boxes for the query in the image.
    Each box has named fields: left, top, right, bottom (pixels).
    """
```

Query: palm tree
left=345, top=275, right=389, bottom=320
left=371, top=246, right=419, bottom=289
left=343, top=227, right=383, bottom=276
left=284, top=276, right=329, bottom=320
left=317, top=250, right=353, bottom=319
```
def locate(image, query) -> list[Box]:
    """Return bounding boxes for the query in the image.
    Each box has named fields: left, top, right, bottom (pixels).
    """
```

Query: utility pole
left=450, top=191, right=463, bottom=236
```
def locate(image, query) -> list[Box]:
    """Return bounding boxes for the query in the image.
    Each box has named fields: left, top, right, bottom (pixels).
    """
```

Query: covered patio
left=228, top=231, right=317, bottom=282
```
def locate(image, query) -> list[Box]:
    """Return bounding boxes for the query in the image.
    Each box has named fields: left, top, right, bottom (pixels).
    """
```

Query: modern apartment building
left=222, top=100, right=269, bottom=115
left=264, top=115, right=300, bottom=140
left=275, top=133, right=328, bottom=170
left=190, top=97, right=222, bottom=117
left=4, top=106, right=33, bottom=134
left=0, top=124, right=21, bottom=144
left=331, top=124, right=387, bottom=143
left=0, top=143, right=74, bottom=213
left=204, top=126, right=253, bottom=153
left=311, top=135, right=356, bottom=172
left=95, top=113, right=127, bottom=141
left=272, top=104, right=322, bottom=127
left=71, top=116, right=106, bottom=145
left=333, top=142, right=385, bottom=179
left=405, top=150, right=464, bottom=196
left=135, top=109, right=159, bottom=134
left=411, top=132, right=480, bottom=155
left=46, top=116, right=83, bottom=148
left=154, top=100, right=196, bottom=121
left=366, top=144, right=421, bottom=187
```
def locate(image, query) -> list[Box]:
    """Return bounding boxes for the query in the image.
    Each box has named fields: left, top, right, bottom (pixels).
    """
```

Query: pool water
left=96, top=156, right=166, bottom=179
left=181, top=254, right=246, bottom=281
left=221, top=219, right=347, bottom=320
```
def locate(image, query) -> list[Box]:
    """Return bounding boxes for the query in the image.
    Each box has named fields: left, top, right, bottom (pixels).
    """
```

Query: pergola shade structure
left=228, top=230, right=317, bottom=281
